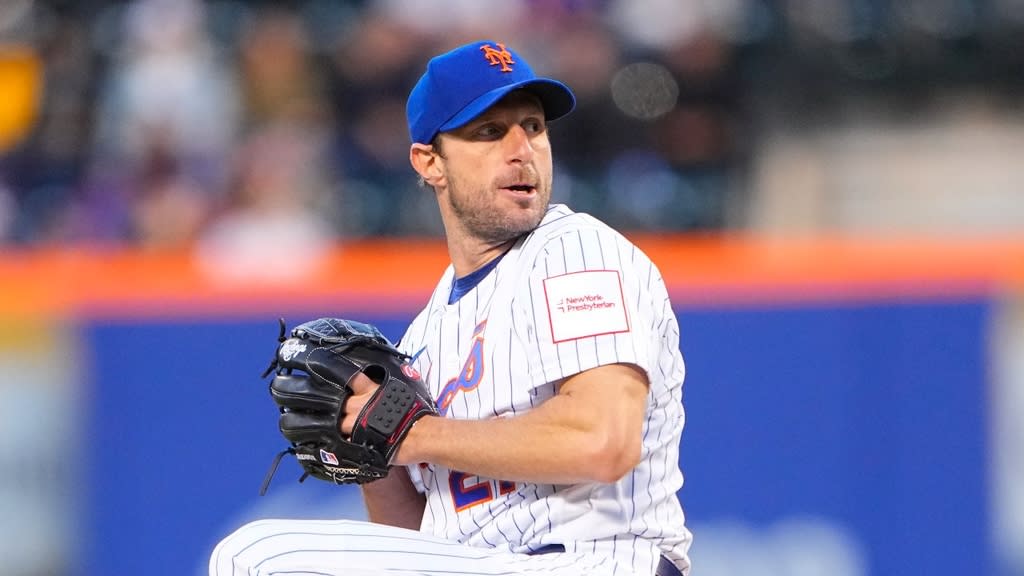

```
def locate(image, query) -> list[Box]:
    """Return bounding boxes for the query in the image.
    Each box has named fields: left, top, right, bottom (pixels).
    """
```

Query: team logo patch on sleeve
left=543, top=270, right=630, bottom=342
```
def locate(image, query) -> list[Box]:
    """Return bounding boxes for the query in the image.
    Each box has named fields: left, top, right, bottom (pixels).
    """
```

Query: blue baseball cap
left=407, top=40, right=576, bottom=144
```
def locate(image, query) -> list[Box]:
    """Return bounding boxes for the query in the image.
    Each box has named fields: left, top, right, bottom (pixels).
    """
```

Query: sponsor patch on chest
left=543, top=270, right=630, bottom=342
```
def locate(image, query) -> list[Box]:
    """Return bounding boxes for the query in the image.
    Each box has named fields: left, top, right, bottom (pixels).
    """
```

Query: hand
left=340, top=371, right=432, bottom=465
left=340, top=371, right=379, bottom=437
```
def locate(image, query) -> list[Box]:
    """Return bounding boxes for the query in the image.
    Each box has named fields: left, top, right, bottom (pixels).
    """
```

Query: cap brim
left=438, top=78, right=576, bottom=135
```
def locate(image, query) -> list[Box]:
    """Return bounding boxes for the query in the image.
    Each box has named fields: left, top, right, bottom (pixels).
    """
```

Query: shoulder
left=522, top=204, right=649, bottom=271
left=530, top=204, right=611, bottom=239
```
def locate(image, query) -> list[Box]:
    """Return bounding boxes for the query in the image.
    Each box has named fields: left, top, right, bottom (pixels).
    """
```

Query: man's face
left=435, top=91, right=553, bottom=246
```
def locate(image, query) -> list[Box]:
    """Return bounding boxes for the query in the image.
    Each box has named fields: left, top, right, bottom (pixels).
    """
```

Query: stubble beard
left=445, top=172, right=551, bottom=246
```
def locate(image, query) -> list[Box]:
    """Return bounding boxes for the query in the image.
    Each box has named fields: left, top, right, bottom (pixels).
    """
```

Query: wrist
left=394, top=414, right=435, bottom=465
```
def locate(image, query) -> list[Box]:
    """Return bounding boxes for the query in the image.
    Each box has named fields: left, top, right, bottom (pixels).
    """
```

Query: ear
left=410, top=143, right=445, bottom=187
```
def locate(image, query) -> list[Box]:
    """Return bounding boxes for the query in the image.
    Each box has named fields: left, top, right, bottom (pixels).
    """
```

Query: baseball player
left=211, top=40, right=691, bottom=576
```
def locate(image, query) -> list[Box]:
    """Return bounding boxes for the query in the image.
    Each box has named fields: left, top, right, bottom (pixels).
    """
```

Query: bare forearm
left=361, top=467, right=425, bottom=529
left=396, top=385, right=643, bottom=484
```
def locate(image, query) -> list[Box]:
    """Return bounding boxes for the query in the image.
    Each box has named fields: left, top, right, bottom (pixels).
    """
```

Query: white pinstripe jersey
left=398, top=204, right=691, bottom=575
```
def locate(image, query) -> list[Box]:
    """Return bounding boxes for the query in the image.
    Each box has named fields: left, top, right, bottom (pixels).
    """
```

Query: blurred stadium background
left=1, top=0, right=1023, bottom=575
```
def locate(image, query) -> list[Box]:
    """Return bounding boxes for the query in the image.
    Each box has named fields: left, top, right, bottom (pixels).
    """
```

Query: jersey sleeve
left=515, top=225, right=663, bottom=388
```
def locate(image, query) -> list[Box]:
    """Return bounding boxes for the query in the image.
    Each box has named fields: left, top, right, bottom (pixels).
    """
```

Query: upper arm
left=559, top=362, right=649, bottom=402
left=558, top=362, right=650, bottom=433
left=552, top=362, right=651, bottom=480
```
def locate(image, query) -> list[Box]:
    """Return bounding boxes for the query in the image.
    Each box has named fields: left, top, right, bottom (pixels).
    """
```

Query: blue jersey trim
left=448, top=251, right=508, bottom=304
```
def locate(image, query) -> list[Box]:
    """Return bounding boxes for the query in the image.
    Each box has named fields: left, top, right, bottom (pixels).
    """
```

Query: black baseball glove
left=259, top=317, right=437, bottom=493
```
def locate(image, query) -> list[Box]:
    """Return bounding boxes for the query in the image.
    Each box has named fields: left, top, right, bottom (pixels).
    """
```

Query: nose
left=503, top=124, right=534, bottom=164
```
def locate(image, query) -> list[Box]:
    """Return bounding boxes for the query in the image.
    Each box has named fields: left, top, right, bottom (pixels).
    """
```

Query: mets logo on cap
left=480, top=43, right=514, bottom=72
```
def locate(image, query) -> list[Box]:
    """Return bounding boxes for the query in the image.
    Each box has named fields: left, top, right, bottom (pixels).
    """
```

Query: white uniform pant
left=210, top=518, right=647, bottom=576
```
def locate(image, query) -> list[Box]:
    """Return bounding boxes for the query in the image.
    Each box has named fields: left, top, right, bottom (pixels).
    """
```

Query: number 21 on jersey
left=450, top=470, right=516, bottom=512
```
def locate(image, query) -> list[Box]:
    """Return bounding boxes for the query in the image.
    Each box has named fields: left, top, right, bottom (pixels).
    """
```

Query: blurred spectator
left=325, top=12, right=432, bottom=236
left=90, top=0, right=239, bottom=245
left=195, top=121, right=336, bottom=284
left=0, top=5, right=89, bottom=244
left=236, top=5, right=329, bottom=130
left=130, top=138, right=211, bottom=248
left=547, top=16, right=637, bottom=170
left=609, top=0, right=698, bottom=50
left=93, top=0, right=239, bottom=168
left=373, top=0, right=525, bottom=40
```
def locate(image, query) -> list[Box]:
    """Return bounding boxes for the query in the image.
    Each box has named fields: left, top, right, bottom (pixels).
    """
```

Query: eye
left=523, top=118, right=546, bottom=134
left=473, top=123, right=504, bottom=140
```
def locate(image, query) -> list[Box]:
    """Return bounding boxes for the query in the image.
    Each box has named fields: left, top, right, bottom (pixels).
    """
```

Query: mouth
left=500, top=184, right=537, bottom=197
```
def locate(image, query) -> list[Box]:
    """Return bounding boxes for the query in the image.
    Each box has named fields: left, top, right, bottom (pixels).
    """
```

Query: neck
left=446, top=233, right=516, bottom=278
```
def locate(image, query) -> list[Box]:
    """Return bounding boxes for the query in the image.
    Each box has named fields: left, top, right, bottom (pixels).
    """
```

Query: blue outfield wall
left=78, top=299, right=991, bottom=576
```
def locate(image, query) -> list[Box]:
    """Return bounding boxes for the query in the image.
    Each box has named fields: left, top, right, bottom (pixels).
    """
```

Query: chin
left=515, top=206, right=547, bottom=232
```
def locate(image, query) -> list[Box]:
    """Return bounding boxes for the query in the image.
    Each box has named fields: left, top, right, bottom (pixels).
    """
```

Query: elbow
left=582, top=435, right=642, bottom=484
